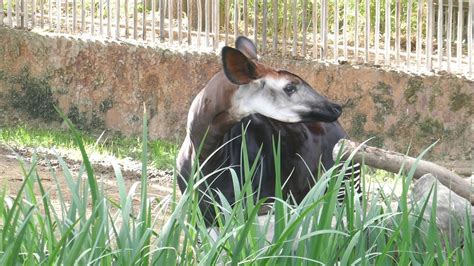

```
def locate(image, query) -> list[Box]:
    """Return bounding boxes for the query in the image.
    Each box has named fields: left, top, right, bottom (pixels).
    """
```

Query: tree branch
left=333, top=139, right=474, bottom=205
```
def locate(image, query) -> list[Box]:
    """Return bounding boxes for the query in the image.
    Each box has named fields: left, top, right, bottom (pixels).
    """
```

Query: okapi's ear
left=235, top=36, right=258, bottom=60
left=222, top=46, right=260, bottom=85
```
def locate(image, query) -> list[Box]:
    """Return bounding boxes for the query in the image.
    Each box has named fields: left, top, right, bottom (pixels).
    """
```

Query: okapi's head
left=223, top=36, right=342, bottom=123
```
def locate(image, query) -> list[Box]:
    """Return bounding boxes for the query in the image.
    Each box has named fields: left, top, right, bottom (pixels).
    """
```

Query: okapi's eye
left=283, top=85, right=297, bottom=96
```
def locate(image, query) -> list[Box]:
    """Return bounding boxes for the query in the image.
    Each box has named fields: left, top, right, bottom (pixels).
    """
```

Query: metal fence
left=1, top=0, right=473, bottom=78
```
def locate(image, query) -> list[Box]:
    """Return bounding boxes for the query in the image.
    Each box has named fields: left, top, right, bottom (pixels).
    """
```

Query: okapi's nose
left=330, top=103, right=343, bottom=117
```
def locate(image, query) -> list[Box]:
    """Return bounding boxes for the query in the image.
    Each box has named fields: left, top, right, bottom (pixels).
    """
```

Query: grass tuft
left=0, top=117, right=472, bottom=264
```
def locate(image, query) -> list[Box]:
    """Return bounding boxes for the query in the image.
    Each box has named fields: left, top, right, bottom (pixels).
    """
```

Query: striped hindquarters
left=336, top=162, right=362, bottom=201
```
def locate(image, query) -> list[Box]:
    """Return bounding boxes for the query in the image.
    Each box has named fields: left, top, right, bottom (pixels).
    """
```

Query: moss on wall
left=405, top=77, right=423, bottom=104
left=449, top=86, right=473, bottom=113
left=370, top=82, right=394, bottom=125
left=5, top=66, right=60, bottom=122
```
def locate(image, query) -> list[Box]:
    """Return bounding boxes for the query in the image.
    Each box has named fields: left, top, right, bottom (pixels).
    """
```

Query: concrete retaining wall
left=0, top=27, right=472, bottom=166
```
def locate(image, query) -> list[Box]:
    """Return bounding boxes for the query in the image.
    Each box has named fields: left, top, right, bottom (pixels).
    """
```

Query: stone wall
left=0, top=27, right=472, bottom=165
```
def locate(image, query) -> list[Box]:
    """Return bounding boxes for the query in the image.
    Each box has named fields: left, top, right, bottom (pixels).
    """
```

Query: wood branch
left=333, top=139, right=474, bottom=205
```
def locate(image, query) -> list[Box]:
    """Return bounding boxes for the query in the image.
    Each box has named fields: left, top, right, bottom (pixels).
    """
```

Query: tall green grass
left=0, top=115, right=472, bottom=264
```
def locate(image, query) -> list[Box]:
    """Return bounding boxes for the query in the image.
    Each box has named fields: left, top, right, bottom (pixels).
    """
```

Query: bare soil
left=0, top=144, right=177, bottom=206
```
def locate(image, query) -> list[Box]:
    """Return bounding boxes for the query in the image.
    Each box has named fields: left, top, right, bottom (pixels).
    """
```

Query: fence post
left=233, top=0, right=238, bottom=42
left=311, top=0, right=317, bottom=59
left=447, top=0, right=453, bottom=72
left=416, top=0, right=422, bottom=71
left=262, top=0, right=267, bottom=53
left=0, top=0, right=4, bottom=26
left=225, top=0, right=229, bottom=44
left=437, top=0, right=443, bottom=70
left=354, top=0, right=358, bottom=61
left=469, top=0, right=473, bottom=76
left=291, top=0, right=297, bottom=57
left=384, top=0, right=391, bottom=65
left=7, top=0, right=12, bottom=27
left=253, top=0, right=257, bottom=50
left=302, top=0, right=308, bottom=57
left=272, top=0, right=278, bottom=53
left=344, top=0, right=348, bottom=60
left=406, top=0, right=412, bottom=68
left=365, top=0, right=370, bottom=63
left=321, top=0, right=327, bottom=59
left=426, top=0, right=434, bottom=71
left=395, top=0, right=401, bottom=66
left=456, top=0, right=463, bottom=70
left=333, top=0, right=338, bottom=61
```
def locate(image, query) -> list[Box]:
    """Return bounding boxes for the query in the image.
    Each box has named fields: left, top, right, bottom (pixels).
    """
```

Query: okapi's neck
left=186, top=72, right=242, bottom=160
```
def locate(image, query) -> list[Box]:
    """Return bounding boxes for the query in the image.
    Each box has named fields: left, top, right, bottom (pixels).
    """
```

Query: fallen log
left=332, top=139, right=474, bottom=205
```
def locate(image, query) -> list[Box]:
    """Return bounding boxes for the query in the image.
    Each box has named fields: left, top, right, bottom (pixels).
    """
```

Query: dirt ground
left=0, top=144, right=177, bottom=206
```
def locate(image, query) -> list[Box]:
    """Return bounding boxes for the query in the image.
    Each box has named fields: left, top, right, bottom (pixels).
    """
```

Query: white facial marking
left=230, top=76, right=311, bottom=123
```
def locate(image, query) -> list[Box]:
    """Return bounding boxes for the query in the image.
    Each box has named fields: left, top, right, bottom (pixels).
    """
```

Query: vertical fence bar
left=160, top=0, right=164, bottom=41
left=7, top=0, right=12, bottom=27
left=437, top=0, right=443, bottom=69
left=384, top=0, right=390, bottom=65
left=262, top=0, right=267, bottom=52
left=354, top=0, right=358, bottom=60
left=91, top=0, right=95, bottom=35
left=0, top=0, right=4, bottom=26
left=291, top=0, right=297, bottom=56
left=107, top=0, right=111, bottom=37
left=321, top=0, right=327, bottom=59
left=134, top=0, right=138, bottom=39
left=334, top=0, right=339, bottom=61
left=225, top=0, right=229, bottom=44
left=63, top=0, right=67, bottom=31
left=416, top=0, right=422, bottom=70
left=243, top=0, right=248, bottom=36
left=119, top=0, right=123, bottom=39
left=456, top=0, right=463, bottom=70
left=447, top=0, right=453, bottom=71
left=283, top=0, right=288, bottom=56
left=56, top=0, right=60, bottom=32
left=169, top=0, right=173, bottom=44
left=177, top=0, right=181, bottom=43
left=395, top=0, right=400, bottom=65
left=125, top=0, right=129, bottom=38
left=41, top=0, right=44, bottom=28
left=212, top=0, right=215, bottom=47
left=152, top=0, right=155, bottom=41
left=0, top=0, right=3, bottom=26
left=312, top=0, right=317, bottom=58
left=143, top=0, right=147, bottom=40
left=426, top=0, right=433, bottom=70
left=197, top=0, right=201, bottom=46
left=205, top=0, right=209, bottom=46
left=48, top=0, right=51, bottom=28
left=214, top=0, right=219, bottom=49
left=99, top=0, right=103, bottom=35
left=364, top=0, right=369, bottom=63
left=187, top=0, right=191, bottom=45
left=343, top=0, right=348, bottom=59
left=234, top=0, right=238, bottom=41
left=81, top=0, right=85, bottom=32
left=32, top=0, right=36, bottom=28
left=253, top=0, right=257, bottom=50
left=406, top=0, right=412, bottom=68
left=21, top=0, right=25, bottom=28
left=468, top=0, right=473, bottom=76
left=16, top=0, right=19, bottom=27
left=302, top=0, right=307, bottom=57
left=272, top=0, right=278, bottom=53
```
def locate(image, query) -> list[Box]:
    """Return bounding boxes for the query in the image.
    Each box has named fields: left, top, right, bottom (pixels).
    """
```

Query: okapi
left=176, top=36, right=360, bottom=226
